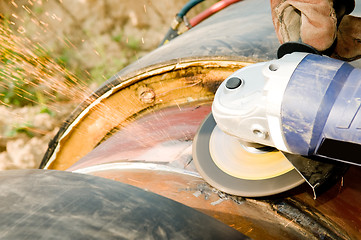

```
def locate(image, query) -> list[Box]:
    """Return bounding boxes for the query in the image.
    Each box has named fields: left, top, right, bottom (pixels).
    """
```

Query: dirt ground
left=0, top=0, right=213, bottom=170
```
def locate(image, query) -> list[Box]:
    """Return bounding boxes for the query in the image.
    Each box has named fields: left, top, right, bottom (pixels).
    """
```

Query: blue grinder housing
left=282, top=54, right=361, bottom=165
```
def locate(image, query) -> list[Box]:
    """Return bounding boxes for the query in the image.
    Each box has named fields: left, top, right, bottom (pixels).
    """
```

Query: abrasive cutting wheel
left=193, top=114, right=304, bottom=197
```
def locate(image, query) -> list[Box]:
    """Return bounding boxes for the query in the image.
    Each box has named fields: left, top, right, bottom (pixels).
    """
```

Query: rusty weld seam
left=269, top=198, right=350, bottom=240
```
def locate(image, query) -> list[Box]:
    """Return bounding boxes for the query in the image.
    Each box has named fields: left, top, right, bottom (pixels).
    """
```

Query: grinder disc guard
left=193, top=114, right=305, bottom=197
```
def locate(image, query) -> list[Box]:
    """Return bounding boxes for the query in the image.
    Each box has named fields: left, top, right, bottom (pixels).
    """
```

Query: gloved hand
left=271, top=0, right=361, bottom=61
left=334, top=15, right=361, bottom=61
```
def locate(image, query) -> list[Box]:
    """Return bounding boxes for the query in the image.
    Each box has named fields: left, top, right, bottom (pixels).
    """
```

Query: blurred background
left=0, top=0, right=217, bottom=170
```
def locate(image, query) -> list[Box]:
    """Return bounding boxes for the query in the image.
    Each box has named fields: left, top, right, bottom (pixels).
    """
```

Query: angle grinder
left=193, top=50, right=361, bottom=197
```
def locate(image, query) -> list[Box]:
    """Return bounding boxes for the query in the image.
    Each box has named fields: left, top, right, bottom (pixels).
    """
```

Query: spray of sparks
left=0, top=0, right=96, bottom=110
left=0, top=0, right=181, bottom=153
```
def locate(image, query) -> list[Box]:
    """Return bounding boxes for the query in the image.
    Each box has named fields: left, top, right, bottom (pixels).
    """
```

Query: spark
left=341, top=176, right=344, bottom=187
left=338, top=177, right=344, bottom=194
left=127, top=178, right=143, bottom=184
left=64, top=36, right=77, bottom=49
left=14, top=86, right=34, bottom=96
left=39, top=20, right=48, bottom=27
left=0, top=100, right=11, bottom=107
left=22, top=5, right=31, bottom=14
left=285, top=219, right=295, bottom=227
left=0, top=0, right=148, bottom=146
left=0, top=17, right=93, bottom=108
left=11, top=1, right=18, bottom=8
left=51, top=14, right=57, bottom=20
left=24, top=127, right=50, bottom=135
left=244, top=228, right=253, bottom=233
left=17, top=26, right=26, bottom=34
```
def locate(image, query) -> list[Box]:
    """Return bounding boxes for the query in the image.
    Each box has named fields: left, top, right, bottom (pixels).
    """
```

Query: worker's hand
left=271, top=0, right=361, bottom=61
left=333, top=15, right=361, bottom=61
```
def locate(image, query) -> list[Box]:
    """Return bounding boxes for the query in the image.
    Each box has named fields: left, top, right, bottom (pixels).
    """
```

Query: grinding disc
left=192, top=113, right=305, bottom=197
left=209, top=126, right=294, bottom=180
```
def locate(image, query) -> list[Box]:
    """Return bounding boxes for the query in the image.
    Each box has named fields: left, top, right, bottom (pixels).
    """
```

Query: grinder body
left=213, top=52, right=361, bottom=166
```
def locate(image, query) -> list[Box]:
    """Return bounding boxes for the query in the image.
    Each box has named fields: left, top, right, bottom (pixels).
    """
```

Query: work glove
left=271, top=0, right=361, bottom=61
